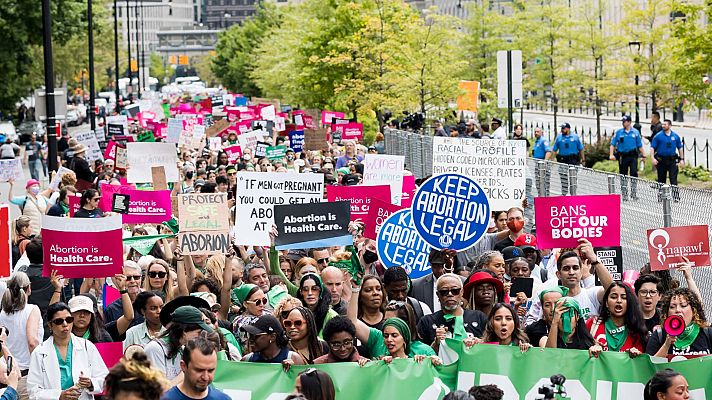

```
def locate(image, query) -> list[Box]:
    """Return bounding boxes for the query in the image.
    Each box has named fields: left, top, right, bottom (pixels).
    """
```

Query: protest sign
left=647, top=225, right=711, bottom=271
left=206, top=119, right=229, bottom=137
left=266, top=145, right=287, bottom=161
left=178, top=231, right=231, bottom=255
left=126, top=142, right=179, bottom=183
left=275, top=116, right=286, bottom=132
left=289, top=130, right=305, bottom=153
left=120, top=188, right=172, bottom=224
left=534, top=194, right=621, bottom=248
left=41, top=215, right=123, bottom=278
left=377, top=209, right=432, bottom=278
left=99, top=184, right=128, bottom=212
left=304, top=128, right=327, bottom=151
left=364, top=198, right=403, bottom=240
left=333, top=123, right=363, bottom=141
left=191, top=124, right=206, bottom=149
left=208, top=137, right=222, bottom=152
left=321, top=110, right=345, bottom=125
left=136, top=130, right=155, bottom=142
left=74, top=131, right=104, bottom=163
left=49, top=167, right=74, bottom=190
left=95, top=342, right=123, bottom=369
left=237, top=130, right=264, bottom=151
left=115, top=146, right=128, bottom=169
left=274, top=201, right=352, bottom=250
left=68, top=194, right=81, bottom=217
left=401, top=175, right=416, bottom=207
left=0, top=159, right=23, bottom=182
left=327, top=185, right=391, bottom=221
left=166, top=118, right=183, bottom=143
left=254, top=141, right=269, bottom=158
left=594, top=246, right=623, bottom=284
left=362, top=154, right=405, bottom=205
left=107, top=115, right=127, bottom=136
left=234, top=172, right=324, bottom=246
left=411, top=174, right=490, bottom=251
left=178, top=193, right=229, bottom=232
left=432, top=137, right=526, bottom=209
left=224, top=145, right=243, bottom=164
left=111, top=193, right=129, bottom=214
left=0, top=206, right=9, bottom=277
left=260, top=105, right=276, bottom=121
left=293, top=113, right=304, bottom=128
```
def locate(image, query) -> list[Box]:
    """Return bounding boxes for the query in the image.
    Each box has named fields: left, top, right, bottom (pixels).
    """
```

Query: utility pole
left=113, top=0, right=121, bottom=111
left=135, top=2, right=142, bottom=97
left=126, top=0, right=132, bottom=96
left=88, top=0, right=97, bottom=132
left=42, top=0, right=58, bottom=172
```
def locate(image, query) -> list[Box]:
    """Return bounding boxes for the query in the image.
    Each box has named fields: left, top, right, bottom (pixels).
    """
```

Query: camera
left=538, top=374, right=566, bottom=399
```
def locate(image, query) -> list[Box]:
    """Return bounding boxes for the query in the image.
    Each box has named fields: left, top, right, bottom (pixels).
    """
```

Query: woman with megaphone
left=646, top=287, right=712, bottom=357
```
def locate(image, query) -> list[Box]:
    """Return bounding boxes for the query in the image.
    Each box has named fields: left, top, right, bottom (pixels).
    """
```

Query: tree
left=211, top=3, right=280, bottom=97
left=150, top=53, right=174, bottom=86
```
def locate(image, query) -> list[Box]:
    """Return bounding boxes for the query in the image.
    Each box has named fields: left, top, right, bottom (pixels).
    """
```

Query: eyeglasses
left=437, top=287, right=462, bottom=297
left=246, top=298, right=268, bottom=306
left=248, top=332, right=268, bottom=341
left=639, top=290, right=659, bottom=297
left=125, top=275, right=142, bottom=281
left=283, top=320, right=304, bottom=329
left=316, top=258, right=330, bottom=264
left=52, top=317, right=74, bottom=325
left=328, top=339, right=354, bottom=350
left=148, top=271, right=167, bottom=279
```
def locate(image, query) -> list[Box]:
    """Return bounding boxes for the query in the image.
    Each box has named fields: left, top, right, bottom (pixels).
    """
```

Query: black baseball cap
left=622, top=115, right=632, bottom=122
left=240, top=314, right=284, bottom=336
left=160, top=295, right=210, bottom=327
left=491, top=118, right=503, bottom=125
left=560, top=123, right=571, bottom=129
left=501, top=246, right=525, bottom=262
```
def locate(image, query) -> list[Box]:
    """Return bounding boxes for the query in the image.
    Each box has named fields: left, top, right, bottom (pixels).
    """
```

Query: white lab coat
left=27, top=334, right=108, bottom=400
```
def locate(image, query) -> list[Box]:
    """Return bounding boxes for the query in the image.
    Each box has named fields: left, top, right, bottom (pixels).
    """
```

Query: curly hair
left=659, top=287, right=708, bottom=328
left=273, top=296, right=303, bottom=321
left=482, top=303, right=529, bottom=345
left=191, top=277, right=221, bottom=299
left=104, top=350, right=167, bottom=400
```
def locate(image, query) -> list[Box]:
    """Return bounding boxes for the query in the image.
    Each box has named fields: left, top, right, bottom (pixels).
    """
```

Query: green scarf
left=443, top=314, right=468, bottom=341
left=555, top=297, right=581, bottom=342
left=122, top=234, right=175, bottom=256
left=674, top=323, right=700, bottom=350
left=328, top=246, right=365, bottom=285
left=383, top=317, right=411, bottom=355
left=60, top=202, right=69, bottom=215
left=539, top=286, right=570, bottom=303
left=604, top=319, right=628, bottom=351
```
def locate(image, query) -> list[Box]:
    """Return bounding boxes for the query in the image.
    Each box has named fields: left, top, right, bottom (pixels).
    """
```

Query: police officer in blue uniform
left=532, top=126, right=552, bottom=196
left=552, top=123, right=584, bottom=195
left=609, top=115, right=645, bottom=201
left=651, top=118, right=684, bottom=201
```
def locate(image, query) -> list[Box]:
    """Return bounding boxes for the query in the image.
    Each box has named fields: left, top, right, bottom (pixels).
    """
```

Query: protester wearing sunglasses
left=283, top=307, right=328, bottom=365
left=240, top=314, right=305, bottom=368
left=73, top=189, right=105, bottom=219
left=27, top=302, right=108, bottom=400
left=231, top=284, right=269, bottom=348
left=296, top=274, right=338, bottom=338
left=417, top=273, right=488, bottom=353
left=142, top=259, right=180, bottom=303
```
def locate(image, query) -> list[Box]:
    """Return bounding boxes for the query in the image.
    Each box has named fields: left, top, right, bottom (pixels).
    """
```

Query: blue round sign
left=411, top=174, right=490, bottom=251
left=376, top=209, right=432, bottom=279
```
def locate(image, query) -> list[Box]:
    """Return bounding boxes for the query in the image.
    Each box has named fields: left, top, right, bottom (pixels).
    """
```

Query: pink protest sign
left=41, top=215, right=123, bottom=278
left=100, top=184, right=131, bottom=212
left=327, top=185, right=391, bottom=221
left=236, top=120, right=252, bottom=134
left=401, top=175, right=416, bottom=207
left=68, top=194, right=81, bottom=217
left=364, top=198, right=404, bottom=240
left=225, top=107, right=240, bottom=122
left=224, top=145, right=243, bottom=164
left=534, top=194, right=621, bottom=248
left=94, top=342, right=123, bottom=369
left=335, top=123, right=363, bottom=141
left=322, top=110, right=345, bottom=125
left=121, top=189, right=172, bottom=224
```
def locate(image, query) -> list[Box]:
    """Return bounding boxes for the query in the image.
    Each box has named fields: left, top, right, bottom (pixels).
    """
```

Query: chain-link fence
left=384, top=127, right=712, bottom=311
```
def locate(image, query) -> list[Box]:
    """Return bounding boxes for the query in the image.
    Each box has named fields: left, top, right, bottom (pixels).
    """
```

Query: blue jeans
left=28, top=159, right=42, bottom=181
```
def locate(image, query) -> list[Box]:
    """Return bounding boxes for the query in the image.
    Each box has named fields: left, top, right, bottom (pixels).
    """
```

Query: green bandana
left=539, top=286, right=570, bottom=303
left=82, top=330, right=90, bottom=340
left=443, top=314, right=468, bottom=341
left=122, top=234, right=174, bottom=256
left=555, top=297, right=581, bottom=342
left=673, top=323, right=700, bottom=350
left=328, top=246, right=365, bottom=285
left=604, top=318, right=628, bottom=351
left=382, top=317, right=411, bottom=355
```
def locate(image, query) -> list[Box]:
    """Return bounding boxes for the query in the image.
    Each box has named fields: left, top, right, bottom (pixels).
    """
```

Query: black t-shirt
left=513, top=135, right=531, bottom=150
left=74, top=208, right=104, bottom=218
left=494, top=237, right=515, bottom=252
left=525, top=319, right=549, bottom=347
left=646, top=327, right=712, bottom=356
left=645, top=309, right=661, bottom=334
left=556, top=333, right=593, bottom=350
left=417, top=310, right=488, bottom=345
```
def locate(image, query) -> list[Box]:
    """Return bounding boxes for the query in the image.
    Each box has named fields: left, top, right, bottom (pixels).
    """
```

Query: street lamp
left=628, top=40, right=642, bottom=132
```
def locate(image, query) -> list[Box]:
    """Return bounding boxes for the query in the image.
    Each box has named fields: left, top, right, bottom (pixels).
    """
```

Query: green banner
left=122, top=234, right=174, bottom=256
left=266, top=145, right=287, bottom=161
left=212, top=342, right=712, bottom=399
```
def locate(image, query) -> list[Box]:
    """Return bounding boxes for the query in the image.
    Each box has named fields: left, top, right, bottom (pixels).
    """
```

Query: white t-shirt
left=492, top=126, right=507, bottom=140
left=525, top=278, right=601, bottom=327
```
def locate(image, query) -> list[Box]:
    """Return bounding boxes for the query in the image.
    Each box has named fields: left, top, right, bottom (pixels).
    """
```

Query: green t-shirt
left=54, top=341, right=74, bottom=390
left=219, top=327, right=242, bottom=356
left=366, top=327, right=436, bottom=358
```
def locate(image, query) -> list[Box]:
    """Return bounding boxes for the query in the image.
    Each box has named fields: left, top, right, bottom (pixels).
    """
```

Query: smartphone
left=509, top=277, right=534, bottom=298
left=7, top=356, right=13, bottom=375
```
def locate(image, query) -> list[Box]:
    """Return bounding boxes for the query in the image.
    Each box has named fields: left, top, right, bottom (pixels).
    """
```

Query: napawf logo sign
left=647, top=225, right=711, bottom=271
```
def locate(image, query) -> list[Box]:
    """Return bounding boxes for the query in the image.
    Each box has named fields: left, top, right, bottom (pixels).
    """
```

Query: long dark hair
left=287, top=307, right=325, bottom=363
left=482, top=303, right=529, bottom=345
left=563, top=311, right=595, bottom=348
left=80, top=188, right=100, bottom=207
left=298, top=369, right=335, bottom=400
left=644, top=368, right=683, bottom=400
left=84, top=310, right=107, bottom=344
left=599, top=282, right=648, bottom=344
left=198, top=308, right=232, bottom=360
left=296, top=273, right=332, bottom=332
left=157, top=322, right=202, bottom=359
left=357, top=275, right=386, bottom=319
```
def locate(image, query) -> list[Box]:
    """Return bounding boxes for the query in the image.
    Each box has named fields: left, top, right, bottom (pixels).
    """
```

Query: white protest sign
left=260, top=105, right=276, bottom=121
left=209, top=137, right=222, bottom=152
left=362, top=154, right=405, bottom=205
left=237, top=130, right=264, bottom=152
left=49, top=167, right=73, bottom=190
left=107, top=115, right=128, bottom=130
left=234, top=172, right=324, bottom=246
left=126, top=142, right=179, bottom=183
left=432, top=137, right=526, bottom=209
left=166, top=118, right=183, bottom=144
left=191, top=124, right=206, bottom=149
left=0, top=159, right=23, bottom=182
left=275, top=116, right=286, bottom=132
left=115, top=146, right=128, bottom=169
left=74, top=131, right=104, bottom=163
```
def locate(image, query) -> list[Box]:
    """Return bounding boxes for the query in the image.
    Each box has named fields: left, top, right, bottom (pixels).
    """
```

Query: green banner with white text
left=212, top=342, right=712, bottom=399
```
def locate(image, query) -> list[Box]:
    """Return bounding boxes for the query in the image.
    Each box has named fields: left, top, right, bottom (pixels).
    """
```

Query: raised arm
left=175, top=252, right=190, bottom=297
left=113, top=274, right=135, bottom=335
left=219, top=252, right=233, bottom=321
left=346, top=283, right=370, bottom=343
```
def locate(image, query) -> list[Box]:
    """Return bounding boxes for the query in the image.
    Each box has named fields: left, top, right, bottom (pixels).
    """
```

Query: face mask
left=286, top=155, right=295, bottom=161
left=30, top=187, right=40, bottom=195
left=506, top=220, right=525, bottom=232
left=363, top=250, right=378, bottom=264
left=243, top=154, right=251, bottom=161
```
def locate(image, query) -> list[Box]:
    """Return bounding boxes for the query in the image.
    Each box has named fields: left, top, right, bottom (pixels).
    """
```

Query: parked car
left=17, top=120, right=44, bottom=143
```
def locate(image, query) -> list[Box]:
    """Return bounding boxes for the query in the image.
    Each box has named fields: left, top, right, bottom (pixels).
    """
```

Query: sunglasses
left=437, top=287, right=462, bottom=297
left=91, top=197, right=100, bottom=201
left=148, top=271, right=167, bottom=279
left=52, top=317, right=74, bottom=325
left=300, top=286, right=321, bottom=293
left=316, top=258, right=330, bottom=264
left=280, top=309, right=294, bottom=320
left=283, top=320, right=304, bottom=329
left=125, top=275, right=142, bottom=281
left=246, top=298, right=268, bottom=306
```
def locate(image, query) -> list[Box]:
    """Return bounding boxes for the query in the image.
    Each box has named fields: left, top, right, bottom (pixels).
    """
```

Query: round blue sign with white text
left=410, top=174, right=490, bottom=251
left=376, top=209, right=432, bottom=279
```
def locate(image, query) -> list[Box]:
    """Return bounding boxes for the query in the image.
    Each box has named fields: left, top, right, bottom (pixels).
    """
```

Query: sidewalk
left=525, top=109, right=700, bottom=129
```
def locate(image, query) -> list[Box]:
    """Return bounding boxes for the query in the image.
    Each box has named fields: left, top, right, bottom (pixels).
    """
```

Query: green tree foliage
left=669, top=1, right=712, bottom=109
left=150, top=53, right=175, bottom=86
left=211, top=3, right=280, bottom=98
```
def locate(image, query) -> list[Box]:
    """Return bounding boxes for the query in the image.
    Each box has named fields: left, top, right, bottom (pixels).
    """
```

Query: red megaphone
left=663, top=315, right=686, bottom=337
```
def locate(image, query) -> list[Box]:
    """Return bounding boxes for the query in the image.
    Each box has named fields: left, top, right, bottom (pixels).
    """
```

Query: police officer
left=650, top=119, right=683, bottom=201
left=609, top=115, right=644, bottom=201
left=552, top=123, right=584, bottom=195
left=532, top=127, right=552, bottom=196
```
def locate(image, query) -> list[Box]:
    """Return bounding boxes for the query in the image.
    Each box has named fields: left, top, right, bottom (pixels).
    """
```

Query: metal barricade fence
left=384, top=127, right=712, bottom=311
